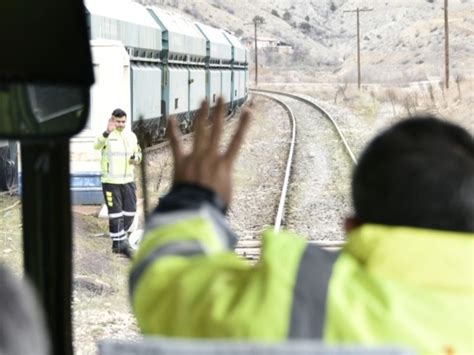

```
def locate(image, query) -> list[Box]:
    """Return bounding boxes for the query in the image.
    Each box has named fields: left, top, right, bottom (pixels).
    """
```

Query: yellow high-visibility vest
left=94, top=130, right=141, bottom=184
left=130, top=208, right=473, bottom=355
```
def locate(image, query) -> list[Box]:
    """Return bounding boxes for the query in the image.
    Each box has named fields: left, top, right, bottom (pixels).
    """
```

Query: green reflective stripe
left=288, top=245, right=338, bottom=338
left=248, top=229, right=307, bottom=338
left=132, top=225, right=307, bottom=339
left=134, top=211, right=227, bottom=266
left=137, top=207, right=234, bottom=262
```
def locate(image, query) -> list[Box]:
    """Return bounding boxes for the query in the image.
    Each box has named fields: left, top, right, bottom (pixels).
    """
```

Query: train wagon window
left=175, top=98, right=179, bottom=109
left=213, top=94, right=216, bottom=103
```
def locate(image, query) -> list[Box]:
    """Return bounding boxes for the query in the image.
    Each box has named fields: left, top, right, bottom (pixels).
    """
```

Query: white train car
left=0, top=0, right=249, bottom=202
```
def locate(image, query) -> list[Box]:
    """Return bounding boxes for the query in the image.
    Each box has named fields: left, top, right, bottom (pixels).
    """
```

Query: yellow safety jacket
left=94, top=129, right=141, bottom=184
left=130, top=185, right=474, bottom=355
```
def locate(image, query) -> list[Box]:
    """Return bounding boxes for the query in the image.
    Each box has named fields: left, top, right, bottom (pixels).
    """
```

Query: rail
left=250, top=88, right=358, bottom=165
left=248, top=89, right=357, bottom=253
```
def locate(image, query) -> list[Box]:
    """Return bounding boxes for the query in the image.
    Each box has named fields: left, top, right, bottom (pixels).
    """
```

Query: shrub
left=299, top=22, right=312, bottom=34
left=271, top=9, right=280, bottom=17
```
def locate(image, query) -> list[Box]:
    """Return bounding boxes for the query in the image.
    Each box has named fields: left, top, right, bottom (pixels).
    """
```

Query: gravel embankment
left=143, top=97, right=292, bottom=250
left=260, top=94, right=354, bottom=242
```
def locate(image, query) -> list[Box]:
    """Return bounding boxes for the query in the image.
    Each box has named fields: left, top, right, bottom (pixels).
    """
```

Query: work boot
left=112, top=240, right=133, bottom=259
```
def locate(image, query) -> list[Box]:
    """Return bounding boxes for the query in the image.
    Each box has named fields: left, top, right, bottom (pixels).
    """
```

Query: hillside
left=136, top=0, right=474, bottom=83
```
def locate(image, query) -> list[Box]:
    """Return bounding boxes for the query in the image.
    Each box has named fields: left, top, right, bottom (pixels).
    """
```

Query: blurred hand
left=106, top=117, right=116, bottom=133
left=167, top=97, right=252, bottom=206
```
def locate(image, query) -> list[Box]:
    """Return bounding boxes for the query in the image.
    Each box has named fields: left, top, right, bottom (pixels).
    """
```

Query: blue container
left=70, top=172, right=104, bottom=205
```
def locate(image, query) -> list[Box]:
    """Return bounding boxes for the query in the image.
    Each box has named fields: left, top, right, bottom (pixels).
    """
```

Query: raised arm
left=93, top=117, right=116, bottom=150
left=129, top=98, right=315, bottom=339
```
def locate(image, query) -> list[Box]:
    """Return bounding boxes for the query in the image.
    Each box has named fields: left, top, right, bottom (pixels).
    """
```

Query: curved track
left=236, top=90, right=358, bottom=258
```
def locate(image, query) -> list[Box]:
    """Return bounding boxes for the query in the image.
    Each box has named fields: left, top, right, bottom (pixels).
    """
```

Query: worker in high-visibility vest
left=94, top=108, right=141, bottom=257
left=130, top=99, right=473, bottom=354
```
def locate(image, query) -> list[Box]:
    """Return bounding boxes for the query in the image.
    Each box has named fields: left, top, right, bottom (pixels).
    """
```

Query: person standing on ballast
left=94, top=108, right=142, bottom=257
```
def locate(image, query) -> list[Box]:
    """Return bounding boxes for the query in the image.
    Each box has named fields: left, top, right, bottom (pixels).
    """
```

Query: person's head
left=111, top=108, right=127, bottom=131
left=0, top=264, right=50, bottom=355
left=348, top=116, right=474, bottom=233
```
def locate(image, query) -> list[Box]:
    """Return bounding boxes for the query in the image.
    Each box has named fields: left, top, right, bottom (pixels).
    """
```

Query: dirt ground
left=0, top=78, right=472, bottom=354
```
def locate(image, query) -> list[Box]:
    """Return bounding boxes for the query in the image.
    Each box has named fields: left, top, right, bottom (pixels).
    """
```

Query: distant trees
left=283, top=11, right=292, bottom=21
left=271, top=9, right=280, bottom=17
left=291, top=44, right=310, bottom=65
left=252, top=15, right=265, bottom=26
left=299, top=22, right=312, bottom=34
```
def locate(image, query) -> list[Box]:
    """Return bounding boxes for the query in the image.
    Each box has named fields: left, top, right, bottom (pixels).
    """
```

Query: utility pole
left=444, top=0, right=450, bottom=89
left=254, top=20, right=258, bottom=85
left=344, top=7, right=373, bottom=89
left=245, top=16, right=265, bottom=86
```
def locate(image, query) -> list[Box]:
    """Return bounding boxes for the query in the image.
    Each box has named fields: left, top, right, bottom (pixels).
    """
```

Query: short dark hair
left=111, top=108, right=127, bottom=118
left=353, top=116, right=474, bottom=233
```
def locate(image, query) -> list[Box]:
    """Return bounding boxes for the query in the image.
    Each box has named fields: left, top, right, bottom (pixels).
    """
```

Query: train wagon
left=68, top=0, right=248, bottom=204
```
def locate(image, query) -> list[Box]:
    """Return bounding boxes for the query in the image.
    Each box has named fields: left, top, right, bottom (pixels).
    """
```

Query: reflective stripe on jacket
left=130, top=185, right=474, bottom=354
left=94, top=130, right=141, bottom=184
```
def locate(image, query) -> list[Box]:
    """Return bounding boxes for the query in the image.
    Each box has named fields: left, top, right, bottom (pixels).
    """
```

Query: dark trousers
left=102, top=182, right=137, bottom=241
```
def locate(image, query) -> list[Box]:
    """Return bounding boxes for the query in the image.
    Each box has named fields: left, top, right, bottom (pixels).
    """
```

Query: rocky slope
left=136, top=0, right=473, bottom=82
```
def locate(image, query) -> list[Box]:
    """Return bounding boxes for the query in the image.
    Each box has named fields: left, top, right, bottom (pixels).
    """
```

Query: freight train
left=0, top=0, right=249, bottom=203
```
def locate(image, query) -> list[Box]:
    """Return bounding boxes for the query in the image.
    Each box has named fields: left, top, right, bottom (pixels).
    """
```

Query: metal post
left=254, top=21, right=258, bottom=86
left=444, top=0, right=449, bottom=89
left=21, top=140, right=73, bottom=355
left=356, top=8, right=361, bottom=89
left=344, top=7, right=373, bottom=90
left=246, top=17, right=264, bottom=87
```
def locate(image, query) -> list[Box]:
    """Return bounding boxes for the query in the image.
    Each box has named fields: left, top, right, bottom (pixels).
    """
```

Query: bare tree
left=428, top=83, right=437, bottom=108
left=334, top=82, right=348, bottom=104
left=386, top=88, right=398, bottom=116
left=455, top=74, right=463, bottom=101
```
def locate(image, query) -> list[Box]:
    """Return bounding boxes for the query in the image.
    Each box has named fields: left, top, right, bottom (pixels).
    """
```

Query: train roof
left=222, top=32, right=247, bottom=64
left=84, top=0, right=162, bottom=52
left=195, top=23, right=232, bottom=62
left=147, top=7, right=206, bottom=58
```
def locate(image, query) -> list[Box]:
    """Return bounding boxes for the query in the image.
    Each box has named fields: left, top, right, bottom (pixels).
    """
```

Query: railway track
left=235, top=89, right=358, bottom=259
left=135, top=93, right=357, bottom=260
